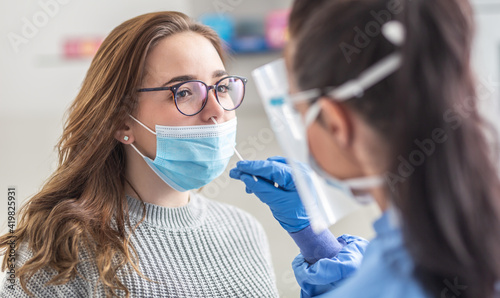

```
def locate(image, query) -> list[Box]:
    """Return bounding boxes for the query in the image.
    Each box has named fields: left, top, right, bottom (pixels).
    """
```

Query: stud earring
left=123, top=136, right=129, bottom=141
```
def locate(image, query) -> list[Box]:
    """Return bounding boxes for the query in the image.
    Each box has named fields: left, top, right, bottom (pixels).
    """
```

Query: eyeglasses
left=137, top=76, right=248, bottom=116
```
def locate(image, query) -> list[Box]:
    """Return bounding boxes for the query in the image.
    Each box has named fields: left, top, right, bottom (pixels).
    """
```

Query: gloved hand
left=229, top=156, right=310, bottom=233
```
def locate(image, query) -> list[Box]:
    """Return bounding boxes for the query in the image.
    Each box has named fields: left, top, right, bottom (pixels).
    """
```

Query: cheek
left=307, top=123, right=362, bottom=179
left=308, top=123, right=334, bottom=167
left=132, top=96, right=182, bottom=159
left=223, top=110, right=236, bottom=122
left=131, top=122, right=157, bottom=160
left=136, top=94, right=189, bottom=126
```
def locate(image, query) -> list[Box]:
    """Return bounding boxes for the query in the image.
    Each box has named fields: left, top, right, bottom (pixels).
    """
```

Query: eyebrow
left=212, top=69, right=228, bottom=78
left=162, top=70, right=228, bottom=87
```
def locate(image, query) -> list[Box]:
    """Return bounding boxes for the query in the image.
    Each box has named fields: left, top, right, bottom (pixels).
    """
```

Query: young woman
left=0, top=11, right=278, bottom=297
left=232, top=0, right=500, bottom=297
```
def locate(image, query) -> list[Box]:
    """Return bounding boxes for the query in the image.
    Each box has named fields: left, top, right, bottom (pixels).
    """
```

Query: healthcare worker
left=231, top=0, right=500, bottom=297
left=0, top=11, right=278, bottom=297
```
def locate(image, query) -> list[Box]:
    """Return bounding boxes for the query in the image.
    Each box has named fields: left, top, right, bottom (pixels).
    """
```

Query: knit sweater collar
left=126, top=192, right=206, bottom=229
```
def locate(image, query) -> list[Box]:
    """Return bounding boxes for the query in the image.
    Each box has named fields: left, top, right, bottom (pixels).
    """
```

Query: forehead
left=144, top=31, right=225, bottom=83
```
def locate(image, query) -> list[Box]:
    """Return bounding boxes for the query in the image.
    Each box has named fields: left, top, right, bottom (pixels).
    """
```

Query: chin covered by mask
left=129, top=115, right=236, bottom=192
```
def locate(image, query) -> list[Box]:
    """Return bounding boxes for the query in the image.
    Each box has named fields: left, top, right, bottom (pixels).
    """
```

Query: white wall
left=472, top=0, right=500, bottom=131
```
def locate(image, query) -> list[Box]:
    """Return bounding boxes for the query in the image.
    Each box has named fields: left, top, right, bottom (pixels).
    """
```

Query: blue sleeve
left=288, top=225, right=345, bottom=264
left=292, top=234, right=369, bottom=298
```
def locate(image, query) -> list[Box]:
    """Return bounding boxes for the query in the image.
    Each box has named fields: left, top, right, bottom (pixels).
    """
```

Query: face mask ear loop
left=127, top=114, right=153, bottom=159
left=129, top=114, right=157, bottom=135
left=343, top=176, right=385, bottom=190
left=129, top=143, right=146, bottom=159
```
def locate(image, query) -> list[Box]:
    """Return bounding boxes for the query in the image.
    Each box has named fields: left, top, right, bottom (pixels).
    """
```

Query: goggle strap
left=304, top=101, right=322, bottom=128
left=289, top=52, right=401, bottom=106
left=290, top=89, right=321, bottom=104
left=330, top=53, right=402, bottom=101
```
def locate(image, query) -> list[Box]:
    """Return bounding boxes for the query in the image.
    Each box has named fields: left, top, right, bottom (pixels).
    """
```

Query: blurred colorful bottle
left=199, top=14, right=235, bottom=45
left=265, top=9, right=290, bottom=49
left=63, top=37, right=103, bottom=59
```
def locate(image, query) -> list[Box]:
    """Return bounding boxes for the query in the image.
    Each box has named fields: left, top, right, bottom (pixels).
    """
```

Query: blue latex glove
left=293, top=234, right=369, bottom=297
left=229, top=156, right=310, bottom=233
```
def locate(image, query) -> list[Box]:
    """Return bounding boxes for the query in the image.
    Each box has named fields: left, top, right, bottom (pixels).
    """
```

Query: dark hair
left=289, top=0, right=327, bottom=37
left=293, top=0, right=500, bottom=297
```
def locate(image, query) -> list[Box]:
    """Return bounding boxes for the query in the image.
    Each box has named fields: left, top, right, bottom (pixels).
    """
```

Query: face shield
left=251, top=59, right=361, bottom=233
left=251, top=21, right=404, bottom=233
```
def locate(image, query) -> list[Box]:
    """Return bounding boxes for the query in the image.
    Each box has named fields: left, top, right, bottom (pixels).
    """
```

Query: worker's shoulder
left=320, top=235, right=428, bottom=298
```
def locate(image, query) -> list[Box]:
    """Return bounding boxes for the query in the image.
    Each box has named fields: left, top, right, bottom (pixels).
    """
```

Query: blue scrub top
left=292, top=210, right=428, bottom=298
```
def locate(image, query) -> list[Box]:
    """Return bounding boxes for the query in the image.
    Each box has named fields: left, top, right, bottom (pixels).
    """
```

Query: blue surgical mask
left=128, top=115, right=236, bottom=192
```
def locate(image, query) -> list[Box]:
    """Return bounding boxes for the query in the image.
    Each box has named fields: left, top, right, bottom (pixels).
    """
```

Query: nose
left=200, top=88, right=225, bottom=122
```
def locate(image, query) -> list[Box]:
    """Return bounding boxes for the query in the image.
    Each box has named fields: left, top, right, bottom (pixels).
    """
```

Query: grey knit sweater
left=0, top=193, right=279, bottom=297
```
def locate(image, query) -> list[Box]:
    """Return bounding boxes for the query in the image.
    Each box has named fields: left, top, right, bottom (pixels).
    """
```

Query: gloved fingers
left=229, top=167, right=244, bottom=180
left=236, top=160, right=282, bottom=177
left=236, top=160, right=293, bottom=189
left=231, top=167, right=266, bottom=184
left=231, top=168, right=273, bottom=195
left=239, top=174, right=289, bottom=205
left=234, top=172, right=255, bottom=194
left=264, top=157, right=311, bottom=185
left=267, top=156, right=288, bottom=164
left=232, top=172, right=253, bottom=194
left=266, top=157, right=311, bottom=176
left=265, top=157, right=315, bottom=191
left=239, top=173, right=274, bottom=190
left=245, top=186, right=254, bottom=194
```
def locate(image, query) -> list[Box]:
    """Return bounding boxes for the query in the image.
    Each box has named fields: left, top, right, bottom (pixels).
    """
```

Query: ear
left=114, top=118, right=135, bottom=144
left=318, top=97, right=354, bottom=148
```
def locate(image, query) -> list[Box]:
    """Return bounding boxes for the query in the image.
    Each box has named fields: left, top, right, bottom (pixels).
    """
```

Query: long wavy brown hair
left=0, top=11, right=225, bottom=297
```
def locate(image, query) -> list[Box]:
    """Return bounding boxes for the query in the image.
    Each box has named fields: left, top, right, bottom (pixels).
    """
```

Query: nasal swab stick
left=211, top=117, right=258, bottom=181
left=233, top=146, right=245, bottom=161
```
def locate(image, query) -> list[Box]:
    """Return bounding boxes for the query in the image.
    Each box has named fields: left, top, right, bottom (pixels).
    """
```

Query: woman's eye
left=177, top=90, right=192, bottom=98
left=217, top=85, right=230, bottom=93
